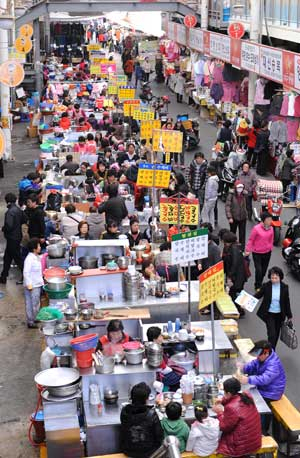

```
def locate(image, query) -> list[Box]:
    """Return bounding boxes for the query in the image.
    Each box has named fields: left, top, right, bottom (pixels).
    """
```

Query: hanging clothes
left=286, top=119, right=300, bottom=142
left=287, top=93, right=296, bottom=117
left=270, top=93, right=283, bottom=116
left=269, top=120, right=288, bottom=144
left=254, top=78, right=270, bottom=105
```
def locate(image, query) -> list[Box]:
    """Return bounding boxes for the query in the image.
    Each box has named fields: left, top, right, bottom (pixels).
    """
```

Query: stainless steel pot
left=145, top=342, right=163, bottom=368
left=104, top=388, right=119, bottom=404
left=64, top=308, right=77, bottom=320
left=124, top=348, right=144, bottom=365
left=78, top=256, right=98, bottom=269
left=34, top=368, right=80, bottom=387
left=46, top=276, right=68, bottom=291
left=95, top=356, right=115, bottom=374
left=117, top=256, right=131, bottom=270
left=47, top=379, right=81, bottom=397
left=47, top=243, right=67, bottom=259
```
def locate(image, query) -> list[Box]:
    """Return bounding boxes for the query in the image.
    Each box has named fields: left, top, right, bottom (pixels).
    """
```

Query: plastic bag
left=36, top=307, right=63, bottom=321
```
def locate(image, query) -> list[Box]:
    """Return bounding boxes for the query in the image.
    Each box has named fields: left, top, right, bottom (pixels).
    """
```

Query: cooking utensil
left=46, top=276, right=68, bottom=291
left=124, top=348, right=144, bottom=365
left=68, top=265, right=82, bottom=275
left=95, top=356, right=115, bottom=374
left=79, top=323, right=91, bottom=330
left=34, top=368, right=80, bottom=387
left=78, top=256, right=98, bottom=270
left=47, top=243, right=67, bottom=259
left=145, top=342, right=163, bottom=368
left=64, top=308, right=77, bottom=320
left=102, top=253, right=117, bottom=266
left=104, top=388, right=119, bottom=404
left=55, top=323, right=69, bottom=333
left=170, top=351, right=196, bottom=371
left=117, top=256, right=131, bottom=270
left=48, top=379, right=81, bottom=397
left=81, top=309, right=93, bottom=320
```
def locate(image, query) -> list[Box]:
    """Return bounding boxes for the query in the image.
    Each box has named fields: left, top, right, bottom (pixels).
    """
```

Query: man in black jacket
left=120, top=382, right=163, bottom=458
left=0, top=193, right=26, bottom=284
left=25, top=194, right=45, bottom=242
left=98, top=183, right=128, bottom=225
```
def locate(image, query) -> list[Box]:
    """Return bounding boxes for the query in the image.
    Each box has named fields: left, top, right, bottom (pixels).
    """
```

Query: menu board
left=123, top=100, right=140, bottom=116
left=140, top=120, right=161, bottom=139
left=152, top=129, right=183, bottom=153
left=133, top=110, right=155, bottom=121
left=199, top=261, right=225, bottom=310
left=118, top=86, right=135, bottom=100
left=159, top=197, right=199, bottom=225
left=171, top=229, right=208, bottom=265
left=136, top=163, right=171, bottom=188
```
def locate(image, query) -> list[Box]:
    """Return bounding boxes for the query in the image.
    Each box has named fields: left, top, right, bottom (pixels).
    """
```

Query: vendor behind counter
left=96, top=319, right=133, bottom=355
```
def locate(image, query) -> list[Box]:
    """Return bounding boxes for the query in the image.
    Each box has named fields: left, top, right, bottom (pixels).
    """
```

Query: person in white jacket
left=186, top=405, right=220, bottom=457
left=201, top=166, right=219, bottom=229
left=23, top=238, right=44, bottom=328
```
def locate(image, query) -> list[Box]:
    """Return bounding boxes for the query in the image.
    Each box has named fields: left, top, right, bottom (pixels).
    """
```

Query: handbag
left=280, top=319, right=298, bottom=349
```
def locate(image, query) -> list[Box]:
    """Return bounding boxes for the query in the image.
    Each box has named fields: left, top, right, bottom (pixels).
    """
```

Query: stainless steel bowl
left=81, top=309, right=93, bottom=320
left=48, top=379, right=81, bottom=397
left=78, top=256, right=98, bottom=269
left=64, top=308, right=77, bottom=320
left=47, top=243, right=67, bottom=259
left=46, top=276, right=68, bottom=291
left=124, top=348, right=144, bottom=365
left=117, top=256, right=131, bottom=270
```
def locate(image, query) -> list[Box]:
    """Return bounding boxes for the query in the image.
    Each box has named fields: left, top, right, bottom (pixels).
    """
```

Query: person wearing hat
left=236, top=340, right=286, bottom=434
left=255, top=266, right=293, bottom=349
left=236, top=118, right=249, bottom=147
left=225, top=180, right=248, bottom=250
left=245, top=212, right=274, bottom=291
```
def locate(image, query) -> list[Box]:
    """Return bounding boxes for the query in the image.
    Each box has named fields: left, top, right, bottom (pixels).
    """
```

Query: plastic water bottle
left=167, top=320, right=173, bottom=334
left=175, top=318, right=181, bottom=332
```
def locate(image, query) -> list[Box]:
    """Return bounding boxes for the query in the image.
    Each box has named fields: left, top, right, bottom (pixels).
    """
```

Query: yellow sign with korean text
left=87, top=44, right=101, bottom=52
left=140, top=120, right=161, bottom=139
left=159, top=197, right=199, bottom=225
left=199, top=261, right=225, bottom=310
left=152, top=129, right=183, bottom=153
left=118, top=86, right=135, bottom=100
left=123, top=100, right=140, bottom=116
left=133, top=110, right=155, bottom=121
left=137, top=164, right=171, bottom=188
left=108, top=84, right=118, bottom=95
left=90, top=65, right=101, bottom=75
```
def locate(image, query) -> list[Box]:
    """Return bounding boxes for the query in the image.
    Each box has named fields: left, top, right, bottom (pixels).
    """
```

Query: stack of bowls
left=123, top=270, right=143, bottom=301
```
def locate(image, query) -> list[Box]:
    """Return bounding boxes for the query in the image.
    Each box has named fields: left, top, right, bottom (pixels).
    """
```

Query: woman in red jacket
left=96, top=319, right=132, bottom=356
left=213, top=377, right=261, bottom=457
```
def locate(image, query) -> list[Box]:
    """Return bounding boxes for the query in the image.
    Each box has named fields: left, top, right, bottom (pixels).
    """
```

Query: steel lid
left=34, top=368, right=80, bottom=388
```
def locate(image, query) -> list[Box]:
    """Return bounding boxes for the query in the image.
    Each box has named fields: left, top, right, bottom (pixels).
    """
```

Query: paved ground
left=0, top=75, right=299, bottom=457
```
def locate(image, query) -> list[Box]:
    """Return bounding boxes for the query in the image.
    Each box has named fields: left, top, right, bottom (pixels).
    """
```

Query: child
left=161, top=402, right=190, bottom=452
left=186, top=405, right=220, bottom=457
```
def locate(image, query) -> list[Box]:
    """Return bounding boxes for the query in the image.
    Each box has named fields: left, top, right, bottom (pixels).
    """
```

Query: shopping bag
left=280, top=320, right=298, bottom=349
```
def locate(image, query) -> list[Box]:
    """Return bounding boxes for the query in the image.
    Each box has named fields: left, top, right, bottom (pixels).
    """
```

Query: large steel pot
left=34, top=368, right=80, bottom=387
left=117, top=256, right=131, bottom=270
left=124, top=348, right=144, bottom=365
left=47, top=243, right=67, bottom=259
left=48, top=379, right=81, bottom=397
left=145, top=342, right=163, bottom=368
left=46, top=276, right=68, bottom=291
left=78, top=256, right=98, bottom=269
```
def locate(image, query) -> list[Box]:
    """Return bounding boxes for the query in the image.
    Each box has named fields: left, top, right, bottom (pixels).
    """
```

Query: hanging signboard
left=188, top=28, right=204, bottom=52
left=108, top=83, right=118, bottom=94
left=0, top=61, right=24, bottom=87
left=14, top=36, right=32, bottom=54
left=87, top=44, right=101, bottom=52
left=231, top=38, right=241, bottom=68
left=152, top=129, right=183, bottom=153
left=123, top=99, right=140, bottom=116
left=167, top=21, right=176, bottom=41
left=100, top=63, right=116, bottom=75
left=199, top=261, right=224, bottom=310
left=140, top=120, right=161, bottom=139
left=90, top=65, right=101, bottom=75
left=19, top=24, right=34, bottom=38
left=8, top=47, right=26, bottom=63
left=118, top=86, right=135, bottom=100
left=210, top=33, right=231, bottom=62
left=241, top=41, right=260, bottom=73
left=136, top=163, right=171, bottom=188
left=176, top=24, right=187, bottom=46
left=228, top=22, right=245, bottom=39
left=159, top=197, right=199, bottom=225
left=259, top=46, right=283, bottom=83
left=283, top=51, right=295, bottom=88
left=171, top=228, right=208, bottom=265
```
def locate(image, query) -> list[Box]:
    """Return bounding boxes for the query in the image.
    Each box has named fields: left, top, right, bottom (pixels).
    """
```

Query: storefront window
left=289, top=0, right=299, bottom=28
left=280, top=0, right=289, bottom=25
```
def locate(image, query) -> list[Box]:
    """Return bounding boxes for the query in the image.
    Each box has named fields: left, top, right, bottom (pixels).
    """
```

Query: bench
left=270, top=394, right=300, bottom=456
left=87, top=436, right=278, bottom=458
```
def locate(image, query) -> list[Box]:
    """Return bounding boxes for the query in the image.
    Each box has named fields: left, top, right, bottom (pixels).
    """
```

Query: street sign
left=0, top=61, right=25, bottom=87
left=15, top=36, right=32, bottom=54
left=171, top=228, right=208, bottom=265
left=184, top=15, right=197, bottom=28
left=227, top=22, right=245, bottom=39
left=19, top=24, right=34, bottom=38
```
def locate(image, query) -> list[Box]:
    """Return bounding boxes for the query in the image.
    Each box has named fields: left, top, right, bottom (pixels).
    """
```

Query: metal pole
left=33, top=18, right=42, bottom=94
left=248, top=0, right=262, bottom=121
left=0, top=0, right=13, bottom=160
left=187, top=261, right=191, bottom=326
left=201, top=0, right=209, bottom=29
left=210, top=301, right=216, bottom=382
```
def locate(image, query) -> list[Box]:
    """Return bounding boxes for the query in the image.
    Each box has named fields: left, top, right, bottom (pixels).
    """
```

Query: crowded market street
left=0, top=5, right=300, bottom=458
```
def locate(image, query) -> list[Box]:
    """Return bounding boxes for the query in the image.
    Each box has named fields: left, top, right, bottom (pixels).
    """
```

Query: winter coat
left=161, top=418, right=190, bottom=452
left=204, top=175, right=219, bottom=201
left=238, top=170, right=257, bottom=193
left=217, top=126, right=234, bottom=143
left=174, top=74, right=185, bottom=95
left=244, top=350, right=286, bottom=400
left=225, top=191, right=248, bottom=221
left=25, top=206, right=45, bottom=239
left=280, top=157, right=295, bottom=181
left=2, top=203, right=26, bottom=241
left=223, top=243, right=248, bottom=290
left=98, top=196, right=128, bottom=225
left=217, top=394, right=262, bottom=457
left=186, top=417, right=220, bottom=457
left=246, top=223, right=274, bottom=254
left=200, top=241, right=221, bottom=272
left=255, top=281, right=292, bottom=323
left=86, top=213, right=105, bottom=239
left=120, top=404, right=164, bottom=458
left=188, top=160, right=207, bottom=191
left=254, top=129, right=269, bottom=153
